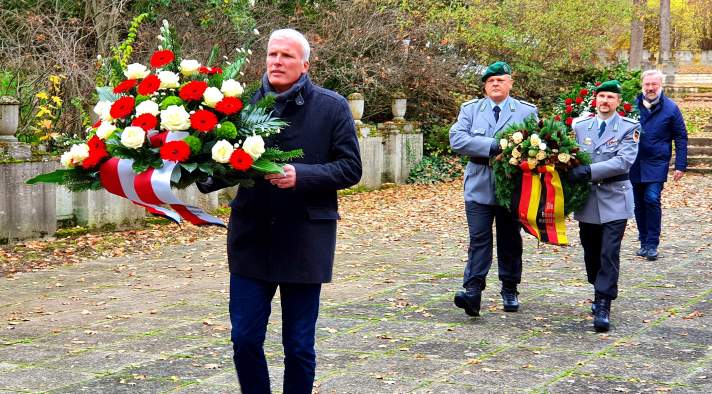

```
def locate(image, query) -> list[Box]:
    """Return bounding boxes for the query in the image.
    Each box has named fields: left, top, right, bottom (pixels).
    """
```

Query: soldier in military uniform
left=449, top=61, right=538, bottom=317
left=567, top=80, right=640, bottom=332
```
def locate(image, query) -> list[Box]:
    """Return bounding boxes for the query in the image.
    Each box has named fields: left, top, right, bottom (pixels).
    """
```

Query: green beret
left=481, top=61, right=512, bottom=82
left=594, top=80, right=622, bottom=94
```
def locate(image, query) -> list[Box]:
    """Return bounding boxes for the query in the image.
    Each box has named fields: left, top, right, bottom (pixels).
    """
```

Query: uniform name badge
left=584, top=137, right=592, bottom=145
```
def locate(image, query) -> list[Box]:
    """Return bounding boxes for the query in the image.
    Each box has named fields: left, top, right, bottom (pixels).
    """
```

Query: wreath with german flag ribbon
left=492, top=117, right=592, bottom=245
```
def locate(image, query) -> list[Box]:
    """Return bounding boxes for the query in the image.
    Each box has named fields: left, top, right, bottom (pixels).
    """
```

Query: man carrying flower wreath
left=198, top=29, right=362, bottom=393
left=449, top=61, right=538, bottom=317
left=566, top=80, right=640, bottom=332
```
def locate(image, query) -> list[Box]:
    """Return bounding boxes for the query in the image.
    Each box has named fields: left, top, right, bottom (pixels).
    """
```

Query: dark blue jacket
left=630, top=91, right=687, bottom=183
left=205, top=74, right=362, bottom=283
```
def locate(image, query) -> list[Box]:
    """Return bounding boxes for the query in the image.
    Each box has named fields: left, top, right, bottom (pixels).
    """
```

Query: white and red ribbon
left=98, top=131, right=225, bottom=227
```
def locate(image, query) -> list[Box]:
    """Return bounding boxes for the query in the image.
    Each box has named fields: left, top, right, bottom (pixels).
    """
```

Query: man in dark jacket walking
left=199, top=28, right=361, bottom=393
left=630, top=69, right=687, bottom=261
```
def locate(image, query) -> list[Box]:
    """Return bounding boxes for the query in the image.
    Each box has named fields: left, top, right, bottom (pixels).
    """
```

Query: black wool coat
left=205, top=74, right=362, bottom=283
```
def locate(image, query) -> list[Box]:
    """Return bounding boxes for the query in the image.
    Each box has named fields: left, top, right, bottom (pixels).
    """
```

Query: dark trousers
left=463, top=201, right=523, bottom=290
left=229, top=274, right=321, bottom=394
left=578, top=220, right=627, bottom=300
left=632, top=182, right=664, bottom=249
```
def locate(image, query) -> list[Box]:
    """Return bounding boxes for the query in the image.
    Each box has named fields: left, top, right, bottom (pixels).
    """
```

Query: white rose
left=179, top=59, right=201, bottom=76
left=508, top=157, right=519, bottom=166
left=93, top=100, right=113, bottom=122
left=221, top=79, right=244, bottom=97
left=124, top=63, right=150, bottom=80
left=120, top=126, right=146, bottom=149
left=60, top=143, right=90, bottom=168
left=135, top=100, right=160, bottom=116
left=539, top=142, right=547, bottom=151
left=512, top=132, right=523, bottom=144
left=242, top=135, right=265, bottom=160
left=157, top=70, right=180, bottom=89
left=536, top=150, right=547, bottom=161
left=558, top=153, right=571, bottom=163
left=527, top=157, right=538, bottom=167
left=530, top=134, right=541, bottom=146
left=95, top=122, right=117, bottom=140
left=211, top=140, right=235, bottom=163
left=511, top=147, right=522, bottom=158
left=160, top=105, right=191, bottom=131
left=499, top=138, right=508, bottom=150
left=203, top=87, right=224, bottom=108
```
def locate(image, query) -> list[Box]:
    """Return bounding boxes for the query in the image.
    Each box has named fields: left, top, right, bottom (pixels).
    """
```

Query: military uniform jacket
left=573, top=114, right=640, bottom=224
left=449, top=97, right=538, bottom=205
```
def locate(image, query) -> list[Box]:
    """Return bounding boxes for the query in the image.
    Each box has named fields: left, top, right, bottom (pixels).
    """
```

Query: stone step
left=687, top=156, right=712, bottom=166
left=672, top=74, right=712, bottom=85
left=686, top=167, right=712, bottom=173
left=688, top=146, right=712, bottom=155
left=689, top=136, right=712, bottom=146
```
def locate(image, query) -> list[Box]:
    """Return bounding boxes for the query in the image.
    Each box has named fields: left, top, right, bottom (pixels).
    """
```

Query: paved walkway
left=1, top=176, right=711, bottom=393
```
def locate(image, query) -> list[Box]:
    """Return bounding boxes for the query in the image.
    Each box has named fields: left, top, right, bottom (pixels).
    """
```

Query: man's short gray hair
left=641, top=69, right=664, bottom=83
left=268, top=28, right=311, bottom=62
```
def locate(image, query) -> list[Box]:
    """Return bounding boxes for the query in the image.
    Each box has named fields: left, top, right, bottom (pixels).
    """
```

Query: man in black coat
left=199, top=28, right=361, bottom=393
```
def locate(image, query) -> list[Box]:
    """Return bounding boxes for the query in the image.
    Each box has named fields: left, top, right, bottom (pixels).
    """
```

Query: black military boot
left=500, top=286, right=519, bottom=312
left=593, top=298, right=611, bottom=332
left=454, top=287, right=482, bottom=317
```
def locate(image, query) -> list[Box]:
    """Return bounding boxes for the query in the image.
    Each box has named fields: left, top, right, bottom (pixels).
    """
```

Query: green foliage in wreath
left=492, top=116, right=592, bottom=215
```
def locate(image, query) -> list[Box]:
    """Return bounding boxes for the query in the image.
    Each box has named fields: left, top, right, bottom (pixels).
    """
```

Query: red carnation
left=216, top=97, right=244, bottom=115
left=565, top=117, right=573, bottom=126
left=230, top=148, right=254, bottom=171
left=179, top=81, right=208, bottom=101
left=138, top=74, right=161, bottom=96
left=159, top=140, right=191, bottom=162
left=113, top=79, right=138, bottom=94
left=618, top=110, right=626, bottom=116
left=150, top=50, right=175, bottom=68
left=198, top=66, right=222, bottom=75
left=564, top=98, right=573, bottom=105
left=82, top=135, right=108, bottom=169
left=109, top=96, right=135, bottom=119
left=554, top=114, right=561, bottom=121
left=575, top=97, right=583, bottom=105
left=131, top=113, right=158, bottom=131
left=149, top=131, right=168, bottom=147
left=579, top=89, right=589, bottom=96
left=87, top=135, right=105, bottom=152
left=595, top=82, right=602, bottom=87
left=623, top=103, right=633, bottom=112
left=565, top=105, right=573, bottom=114
left=591, top=99, right=597, bottom=108
left=190, top=109, right=218, bottom=132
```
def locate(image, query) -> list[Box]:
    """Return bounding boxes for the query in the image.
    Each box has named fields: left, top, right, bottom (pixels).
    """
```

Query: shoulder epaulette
left=516, top=99, right=537, bottom=109
left=621, top=116, right=639, bottom=124
left=461, top=98, right=481, bottom=107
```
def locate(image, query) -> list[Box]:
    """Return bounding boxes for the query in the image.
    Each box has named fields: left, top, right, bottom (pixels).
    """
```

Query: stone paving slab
left=1, top=175, right=712, bottom=393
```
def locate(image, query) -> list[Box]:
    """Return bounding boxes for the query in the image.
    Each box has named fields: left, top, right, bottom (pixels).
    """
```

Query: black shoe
left=593, top=298, right=611, bottom=332
left=590, top=294, right=601, bottom=315
left=636, top=247, right=648, bottom=257
left=500, top=287, right=519, bottom=312
left=646, top=248, right=658, bottom=261
left=454, top=288, right=481, bottom=317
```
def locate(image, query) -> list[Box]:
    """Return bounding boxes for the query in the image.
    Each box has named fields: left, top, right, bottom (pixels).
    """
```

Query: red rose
left=150, top=50, right=175, bottom=68
left=138, top=74, right=161, bottom=96
left=565, top=98, right=573, bottom=105
left=190, top=109, right=218, bottom=132
left=590, top=99, right=597, bottom=108
left=230, top=148, right=254, bottom=171
left=575, top=97, right=583, bottom=105
left=554, top=115, right=561, bottom=121
left=131, top=113, right=158, bottom=131
left=179, top=81, right=208, bottom=101
left=113, top=79, right=138, bottom=94
left=565, top=117, right=573, bottom=126
left=618, top=110, right=626, bottom=116
left=623, top=103, right=632, bottom=112
left=565, top=105, right=573, bottom=114
left=149, top=131, right=168, bottom=147
left=216, top=97, right=244, bottom=115
left=159, top=140, right=191, bottom=162
left=579, top=89, right=588, bottom=96
left=109, top=96, right=135, bottom=119
left=594, top=82, right=602, bottom=86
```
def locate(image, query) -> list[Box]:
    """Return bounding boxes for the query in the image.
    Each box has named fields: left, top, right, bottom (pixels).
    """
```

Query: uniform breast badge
left=584, top=137, right=592, bottom=145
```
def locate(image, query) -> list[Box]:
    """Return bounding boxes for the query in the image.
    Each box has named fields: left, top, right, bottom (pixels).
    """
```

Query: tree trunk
left=629, top=0, right=645, bottom=70
left=84, top=0, right=127, bottom=55
left=659, top=0, right=671, bottom=64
